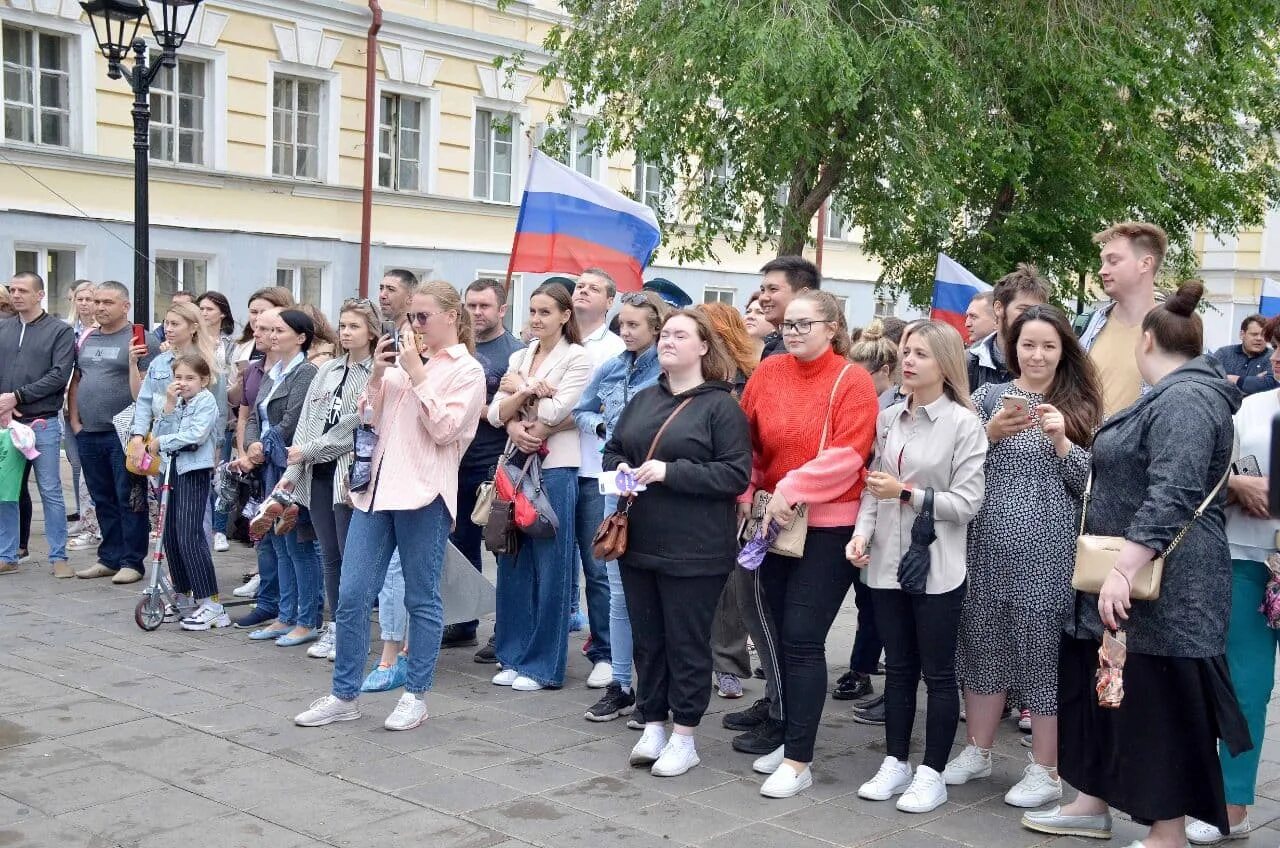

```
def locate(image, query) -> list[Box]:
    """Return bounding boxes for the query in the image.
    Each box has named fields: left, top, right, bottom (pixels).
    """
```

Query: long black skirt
left=1058, top=635, right=1247, bottom=832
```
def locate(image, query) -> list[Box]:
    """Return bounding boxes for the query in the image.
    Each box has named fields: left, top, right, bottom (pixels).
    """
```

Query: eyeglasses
left=780, top=319, right=835, bottom=335
left=343, top=297, right=376, bottom=310
left=408, top=311, right=440, bottom=326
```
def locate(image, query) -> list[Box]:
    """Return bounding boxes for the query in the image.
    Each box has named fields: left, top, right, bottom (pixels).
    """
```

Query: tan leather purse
left=1072, top=469, right=1228, bottom=601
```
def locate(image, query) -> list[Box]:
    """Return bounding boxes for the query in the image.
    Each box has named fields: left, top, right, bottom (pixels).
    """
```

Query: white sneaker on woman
left=1003, top=755, right=1062, bottom=808
left=213, top=532, right=230, bottom=552
left=307, top=622, right=335, bottom=658
left=760, top=762, right=812, bottom=798
left=752, top=744, right=785, bottom=775
left=384, top=693, right=428, bottom=731
left=232, top=574, right=260, bottom=598
left=1186, top=815, right=1252, bottom=845
left=630, top=725, right=667, bottom=766
left=294, top=695, right=360, bottom=727
left=897, top=765, right=947, bottom=813
left=651, top=736, right=699, bottom=777
left=942, top=744, right=992, bottom=785
left=858, top=756, right=913, bottom=801
left=492, top=669, right=518, bottom=686
left=511, top=675, right=543, bottom=691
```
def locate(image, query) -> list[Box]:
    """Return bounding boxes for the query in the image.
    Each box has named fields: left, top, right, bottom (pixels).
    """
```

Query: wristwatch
left=898, top=486, right=913, bottom=504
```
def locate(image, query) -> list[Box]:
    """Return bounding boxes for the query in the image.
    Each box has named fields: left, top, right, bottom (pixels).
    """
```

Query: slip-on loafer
left=249, top=625, right=293, bottom=641
left=1021, top=806, right=1112, bottom=839
left=275, top=630, right=320, bottom=647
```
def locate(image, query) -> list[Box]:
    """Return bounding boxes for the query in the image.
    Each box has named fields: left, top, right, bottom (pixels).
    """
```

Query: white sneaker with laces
left=1018, top=709, right=1032, bottom=732
left=897, top=765, right=948, bottom=813
left=492, top=669, right=518, bottom=686
left=384, top=693, right=428, bottom=731
left=512, top=675, right=544, bottom=691
left=942, top=744, right=992, bottom=785
left=213, top=532, right=230, bottom=553
left=587, top=661, right=612, bottom=688
left=858, top=756, right=914, bottom=801
left=760, top=762, right=812, bottom=798
left=67, top=533, right=100, bottom=551
left=1186, top=815, right=1252, bottom=845
left=308, top=622, right=336, bottom=658
left=232, top=574, right=260, bottom=598
left=1004, top=755, right=1063, bottom=808
left=651, top=736, right=700, bottom=777
left=753, top=744, right=785, bottom=775
left=294, top=695, right=360, bottom=726
left=630, top=725, right=667, bottom=766
left=180, top=602, right=231, bottom=631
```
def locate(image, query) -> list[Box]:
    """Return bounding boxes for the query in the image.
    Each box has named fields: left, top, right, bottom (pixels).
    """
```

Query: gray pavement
left=4, top=488, right=1280, bottom=848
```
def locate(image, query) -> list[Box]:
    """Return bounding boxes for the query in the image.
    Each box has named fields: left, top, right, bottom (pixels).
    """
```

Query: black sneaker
left=722, top=697, right=770, bottom=731
left=584, top=681, right=635, bottom=722
left=731, top=716, right=785, bottom=754
left=851, top=694, right=886, bottom=726
left=233, top=606, right=276, bottom=629
left=832, top=671, right=874, bottom=701
left=440, top=624, right=478, bottom=648
left=473, top=635, right=497, bottom=664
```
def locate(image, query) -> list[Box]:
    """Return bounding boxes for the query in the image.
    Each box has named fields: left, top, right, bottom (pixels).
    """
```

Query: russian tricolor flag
left=1261, top=277, right=1280, bottom=318
left=508, top=150, right=661, bottom=292
left=930, top=254, right=992, bottom=337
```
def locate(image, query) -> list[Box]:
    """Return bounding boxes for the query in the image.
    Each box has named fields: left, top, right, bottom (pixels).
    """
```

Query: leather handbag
left=125, top=430, right=162, bottom=477
left=495, top=451, right=559, bottom=539
left=483, top=498, right=519, bottom=555
left=1072, top=468, right=1229, bottom=601
left=591, top=397, right=694, bottom=561
left=471, top=440, right=513, bottom=527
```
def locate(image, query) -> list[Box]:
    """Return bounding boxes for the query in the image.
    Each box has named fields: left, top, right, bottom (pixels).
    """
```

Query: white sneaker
left=1187, top=815, right=1252, bottom=845
left=760, top=762, right=813, bottom=798
left=897, top=765, right=948, bottom=813
left=307, top=622, right=336, bottom=658
left=294, top=694, right=360, bottom=727
left=630, top=725, right=667, bottom=766
left=492, top=669, right=518, bottom=686
left=67, top=533, right=100, bottom=551
left=232, top=574, right=260, bottom=598
left=512, top=675, right=543, bottom=691
left=1004, top=755, right=1063, bottom=808
left=942, top=744, right=992, bottom=785
left=651, top=736, right=700, bottom=777
left=180, top=602, right=231, bottom=631
left=213, top=532, right=230, bottom=553
left=753, top=744, right=785, bottom=775
left=384, top=693, right=428, bottom=731
left=327, top=644, right=336, bottom=662
left=1018, top=709, right=1032, bottom=732
left=858, top=756, right=914, bottom=801
left=587, top=661, right=612, bottom=688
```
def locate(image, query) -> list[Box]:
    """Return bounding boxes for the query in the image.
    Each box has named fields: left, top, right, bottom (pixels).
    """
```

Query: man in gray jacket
left=0, top=272, right=75, bottom=575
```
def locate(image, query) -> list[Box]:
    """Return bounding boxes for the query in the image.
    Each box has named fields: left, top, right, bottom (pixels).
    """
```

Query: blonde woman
left=65, top=280, right=101, bottom=551
left=130, top=302, right=224, bottom=450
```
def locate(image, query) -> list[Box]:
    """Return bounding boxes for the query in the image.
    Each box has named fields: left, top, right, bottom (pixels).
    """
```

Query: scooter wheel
left=134, top=595, right=164, bottom=631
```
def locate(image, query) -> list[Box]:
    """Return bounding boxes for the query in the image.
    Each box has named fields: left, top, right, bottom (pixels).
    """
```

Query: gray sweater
left=0, top=312, right=75, bottom=420
left=1068, top=356, right=1241, bottom=657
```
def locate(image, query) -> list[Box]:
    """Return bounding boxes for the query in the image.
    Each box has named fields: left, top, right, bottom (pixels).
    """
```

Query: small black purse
left=896, top=488, right=936, bottom=595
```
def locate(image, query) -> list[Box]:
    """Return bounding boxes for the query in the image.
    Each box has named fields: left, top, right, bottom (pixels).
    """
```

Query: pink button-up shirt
left=351, top=344, right=485, bottom=519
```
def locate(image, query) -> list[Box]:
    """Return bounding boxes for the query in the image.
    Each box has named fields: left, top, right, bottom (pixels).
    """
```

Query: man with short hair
left=965, top=291, right=997, bottom=345
left=379, top=270, right=418, bottom=326
left=967, top=264, right=1052, bottom=392
left=569, top=267, right=624, bottom=688
left=68, top=281, right=159, bottom=583
left=0, top=272, right=75, bottom=575
left=1214, top=314, right=1272, bottom=385
left=756, top=256, right=820, bottom=358
left=446, top=279, right=523, bottom=656
left=1080, top=222, right=1167, bottom=417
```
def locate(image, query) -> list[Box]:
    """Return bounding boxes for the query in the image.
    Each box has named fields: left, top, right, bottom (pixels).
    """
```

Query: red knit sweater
left=739, top=348, right=880, bottom=527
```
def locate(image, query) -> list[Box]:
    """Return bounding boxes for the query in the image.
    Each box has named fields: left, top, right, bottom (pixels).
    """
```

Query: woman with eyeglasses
left=489, top=283, right=591, bottom=691
left=738, top=290, right=881, bottom=798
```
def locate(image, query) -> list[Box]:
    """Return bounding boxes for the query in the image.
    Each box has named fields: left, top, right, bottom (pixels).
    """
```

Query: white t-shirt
left=577, top=322, right=625, bottom=478
left=1228, top=388, right=1280, bottom=563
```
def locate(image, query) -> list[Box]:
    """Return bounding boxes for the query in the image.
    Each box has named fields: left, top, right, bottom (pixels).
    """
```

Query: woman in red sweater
left=739, top=289, right=880, bottom=798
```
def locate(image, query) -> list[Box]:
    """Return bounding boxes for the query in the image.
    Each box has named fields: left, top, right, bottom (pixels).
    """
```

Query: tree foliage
left=510, top=0, right=1280, bottom=304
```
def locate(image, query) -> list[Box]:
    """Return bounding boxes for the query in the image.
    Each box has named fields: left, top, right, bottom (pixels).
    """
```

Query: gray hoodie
left=1068, top=356, right=1242, bottom=657
left=0, top=312, right=75, bottom=420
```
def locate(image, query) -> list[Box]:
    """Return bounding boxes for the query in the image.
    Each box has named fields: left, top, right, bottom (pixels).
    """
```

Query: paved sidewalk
left=3, top=502, right=1280, bottom=847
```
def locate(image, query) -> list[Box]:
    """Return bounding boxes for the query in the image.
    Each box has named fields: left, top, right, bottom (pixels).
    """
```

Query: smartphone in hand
left=1233, top=454, right=1263, bottom=477
left=132, top=324, right=147, bottom=349
left=382, top=320, right=400, bottom=353
left=1001, top=394, right=1030, bottom=417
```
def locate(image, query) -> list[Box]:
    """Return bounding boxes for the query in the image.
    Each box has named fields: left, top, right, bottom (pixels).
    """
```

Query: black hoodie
left=603, top=376, right=751, bottom=576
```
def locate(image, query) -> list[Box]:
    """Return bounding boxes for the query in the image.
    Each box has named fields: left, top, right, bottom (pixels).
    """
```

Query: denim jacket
left=574, top=346, right=662, bottom=443
left=131, top=350, right=225, bottom=439
left=153, top=389, right=218, bottom=475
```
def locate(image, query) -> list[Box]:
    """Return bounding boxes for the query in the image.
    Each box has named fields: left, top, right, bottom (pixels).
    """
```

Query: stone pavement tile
left=0, top=739, right=96, bottom=779
left=57, top=784, right=235, bottom=845
left=172, top=702, right=285, bottom=736
left=0, top=814, right=102, bottom=848
left=0, top=671, right=84, bottom=716
left=919, top=808, right=1051, bottom=848
left=862, top=829, right=971, bottom=848
left=703, top=822, right=843, bottom=848
left=394, top=771, right=525, bottom=813
left=150, top=660, right=307, bottom=700
left=335, top=753, right=453, bottom=793
left=529, top=820, right=687, bottom=848
left=365, top=704, right=531, bottom=754
left=183, top=761, right=338, bottom=810
left=133, top=812, right=315, bottom=848
left=828, top=784, right=964, bottom=826
left=541, top=774, right=670, bottom=818
left=328, top=807, right=504, bottom=848
left=686, top=777, right=818, bottom=822
left=473, top=756, right=596, bottom=794
left=480, top=719, right=600, bottom=756
left=5, top=696, right=150, bottom=741
left=244, top=782, right=419, bottom=839
left=484, top=689, right=589, bottom=722
left=771, top=802, right=903, bottom=846
left=276, top=732, right=405, bottom=774
left=610, top=798, right=749, bottom=845
left=72, top=721, right=271, bottom=782
left=608, top=762, right=739, bottom=798
left=2, top=761, right=165, bottom=817
left=543, top=737, right=638, bottom=775
left=411, top=736, right=529, bottom=772
left=0, top=793, right=41, bottom=828
left=468, top=797, right=604, bottom=843
left=85, top=674, right=235, bottom=717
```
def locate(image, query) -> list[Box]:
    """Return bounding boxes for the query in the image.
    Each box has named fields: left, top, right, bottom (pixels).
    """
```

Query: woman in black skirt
left=1022, top=280, right=1251, bottom=848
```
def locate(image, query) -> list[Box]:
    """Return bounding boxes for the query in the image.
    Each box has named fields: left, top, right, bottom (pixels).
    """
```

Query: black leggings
left=163, top=468, right=219, bottom=599
left=310, top=464, right=352, bottom=621
left=756, top=527, right=855, bottom=763
left=872, top=583, right=965, bottom=771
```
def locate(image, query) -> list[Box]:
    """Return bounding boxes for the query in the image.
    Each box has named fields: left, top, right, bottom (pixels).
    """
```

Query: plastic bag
left=1095, top=629, right=1127, bottom=709
left=737, top=523, right=779, bottom=571
left=349, top=424, right=377, bottom=493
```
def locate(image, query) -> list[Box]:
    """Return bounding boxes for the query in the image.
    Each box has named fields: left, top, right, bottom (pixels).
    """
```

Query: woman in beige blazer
left=487, top=283, right=591, bottom=691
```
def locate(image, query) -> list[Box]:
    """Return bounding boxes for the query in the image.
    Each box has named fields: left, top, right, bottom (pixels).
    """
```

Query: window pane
left=379, top=93, right=393, bottom=124
left=400, top=98, right=421, bottom=130
left=150, top=125, right=169, bottom=161
left=178, top=62, right=203, bottom=96
left=39, top=111, right=66, bottom=147
left=38, top=71, right=66, bottom=111
left=296, top=81, right=319, bottom=114
left=493, top=173, right=511, bottom=203
left=297, top=146, right=315, bottom=179
left=276, top=268, right=294, bottom=289
left=4, top=104, right=32, bottom=143
left=300, top=267, right=322, bottom=305
left=4, top=66, right=31, bottom=105
left=154, top=258, right=179, bottom=323
left=273, top=78, right=291, bottom=109
left=46, top=249, right=75, bottom=311
left=398, top=159, right=419, bottom=192
left=474, top=110, right=491, bottom=198
left=2, top=28, right=27, bottom=66
left=37, top=34, right=64, bottom=71
left=182, top=259, right=208, bottom=293
left=297, top=113, right=317, bottom=147
left=14, top=249, right=37, bottom=275
left=272, top=143, right=290, bottom=176
left=178, top=130, right=199, bottom=165
left=378, top=157, right=392, bottom=189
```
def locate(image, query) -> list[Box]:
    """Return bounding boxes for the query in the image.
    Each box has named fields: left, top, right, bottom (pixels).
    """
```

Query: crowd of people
left=0, top=219, right=1272, bottom=847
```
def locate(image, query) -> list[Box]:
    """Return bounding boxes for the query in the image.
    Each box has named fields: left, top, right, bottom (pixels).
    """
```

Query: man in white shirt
left=571, top=268, right=625, bottom=689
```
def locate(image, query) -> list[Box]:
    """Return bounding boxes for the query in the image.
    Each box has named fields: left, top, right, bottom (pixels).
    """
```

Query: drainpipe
left=358, top=0, right=384, bottom=298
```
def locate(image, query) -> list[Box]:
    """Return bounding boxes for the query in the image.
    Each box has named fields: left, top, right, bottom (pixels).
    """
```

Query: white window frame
left=276, top=261, right=328, bottom=312
left=874, top=295, right=895, bottom=318
left=13, top=242, right=81, bottom=311
left=145, top=40, right=226, bottom=170
left=634, top=154, right=666, bottom=216
left=153, top=253, right=212, bottom=324
left=825, top=201, right=848, bottom=241
left=703, top=287, right=735, bottom=306
left=0, top=12, right=95, bottom=154
left=476, top=268, right=520, bottom=333
left=265, top=63, right=340, bottom=184
left=564, top=121, right=598, bottom=179
left=471, top=103, right=524, bottom=204
left=374, top=81, right=438, bottom=194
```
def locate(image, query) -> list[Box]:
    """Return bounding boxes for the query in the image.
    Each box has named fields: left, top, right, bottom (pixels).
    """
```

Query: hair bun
left=860, top=319, right=885, bottom=342
left=1164, top=279, right=1204, bottom=318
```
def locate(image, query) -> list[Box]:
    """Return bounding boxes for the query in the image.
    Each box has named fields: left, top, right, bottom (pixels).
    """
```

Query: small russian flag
left=1261, top=277, right=1280, bottom=319
left=508, top=150, right=662, bottom=292
left=930, top=254, right=992, bottom=338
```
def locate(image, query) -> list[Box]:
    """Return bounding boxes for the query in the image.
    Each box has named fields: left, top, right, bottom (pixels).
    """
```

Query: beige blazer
left=488, top=337, right=591, bottom=469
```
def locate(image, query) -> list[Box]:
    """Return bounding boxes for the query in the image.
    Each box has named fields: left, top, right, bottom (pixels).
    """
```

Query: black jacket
left=603, top=376, right=751, bottom=576
left=966, top=333, right=1012, bottom=394
left=0, top=312, right=75, bottom=420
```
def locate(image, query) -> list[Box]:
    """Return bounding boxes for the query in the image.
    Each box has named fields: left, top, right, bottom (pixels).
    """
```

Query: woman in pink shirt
left=294, top=281, right=486, bottom=733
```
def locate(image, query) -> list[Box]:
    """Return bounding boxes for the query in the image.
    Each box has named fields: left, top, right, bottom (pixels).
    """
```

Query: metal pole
left=358, top=0, right=383, bottom=298
left=130, top=38, right=151, bottom=327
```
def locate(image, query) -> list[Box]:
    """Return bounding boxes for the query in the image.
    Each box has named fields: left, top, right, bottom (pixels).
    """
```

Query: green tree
left=509, top=0, right=1280, bottom=305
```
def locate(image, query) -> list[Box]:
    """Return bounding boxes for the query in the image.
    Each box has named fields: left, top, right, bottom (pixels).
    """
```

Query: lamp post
left=80, top=0, right=204, bottom=326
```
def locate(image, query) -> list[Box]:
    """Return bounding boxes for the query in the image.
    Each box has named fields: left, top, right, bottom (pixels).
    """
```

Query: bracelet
left=1111, top=568, right=1132, bottom=591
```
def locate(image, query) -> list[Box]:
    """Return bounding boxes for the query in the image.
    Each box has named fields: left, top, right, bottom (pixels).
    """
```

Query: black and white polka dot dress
left=957, top=383, right=1091, bottom=715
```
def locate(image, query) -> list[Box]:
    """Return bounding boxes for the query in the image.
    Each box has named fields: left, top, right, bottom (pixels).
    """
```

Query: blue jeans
left=574, top=477, right=611, bottom=663
left=254, top=535, right=280, bottom=618
left=449, top=464, right=491, bottom=637
left=378, top=549, right=407, bottom=642
left=211, top=435, right=233, bottom=534
left=495, top=467, right=577, bottom=688
left=0, top=418, right=67, bottom=563
left=602, top=496, right=634, bottom=688
left=75, top=429, right=148, bottom=570
left=332, top=499, right=450, bottom=700
left=270, top=517, right=322, bottom=628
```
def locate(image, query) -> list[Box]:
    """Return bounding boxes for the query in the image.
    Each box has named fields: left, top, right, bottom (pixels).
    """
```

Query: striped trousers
left=163, top=468, right=219, bottom=599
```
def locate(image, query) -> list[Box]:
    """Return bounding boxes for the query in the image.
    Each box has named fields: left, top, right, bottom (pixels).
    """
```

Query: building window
left=2, top=25, right=70, bottom=148
left=277, top=263, right=324, bottom=305
left=473, top=109, right=516, bottom=202
left=874, top=295, right=895, bottom=318
left=154, top=256, right=208, bottom=324
left=635, top=156, right=664, bottom=214
left=703, top=287, right=735, bottom=306
left=378, top=93, right=426, bottom=192
left=562, top=123, right=597, bottom=178
left=273, top=76, right=322, bottom=179
left=826, top=202, right=848, bottom=240
left=149, top=55, right=205, bottom=166
left=14, top=245, right=77, bottom=311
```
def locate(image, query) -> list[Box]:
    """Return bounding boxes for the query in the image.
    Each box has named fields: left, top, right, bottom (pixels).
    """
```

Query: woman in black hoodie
left=603, top=308, right=751, bottom=779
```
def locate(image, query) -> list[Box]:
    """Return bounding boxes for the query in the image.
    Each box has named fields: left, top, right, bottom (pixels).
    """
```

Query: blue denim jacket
left=131, top=350, right=225, bottom=439
left=153, top=389, right=218, bottom=475
left=573, top=346, right=662, bottom=442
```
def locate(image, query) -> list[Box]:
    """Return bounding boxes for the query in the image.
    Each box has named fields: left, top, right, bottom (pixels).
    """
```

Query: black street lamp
left=81, top=0, right=205, bottom=325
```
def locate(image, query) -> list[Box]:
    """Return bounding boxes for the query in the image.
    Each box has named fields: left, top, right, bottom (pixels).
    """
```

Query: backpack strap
left=979, top=381, right=1011, bottom=419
